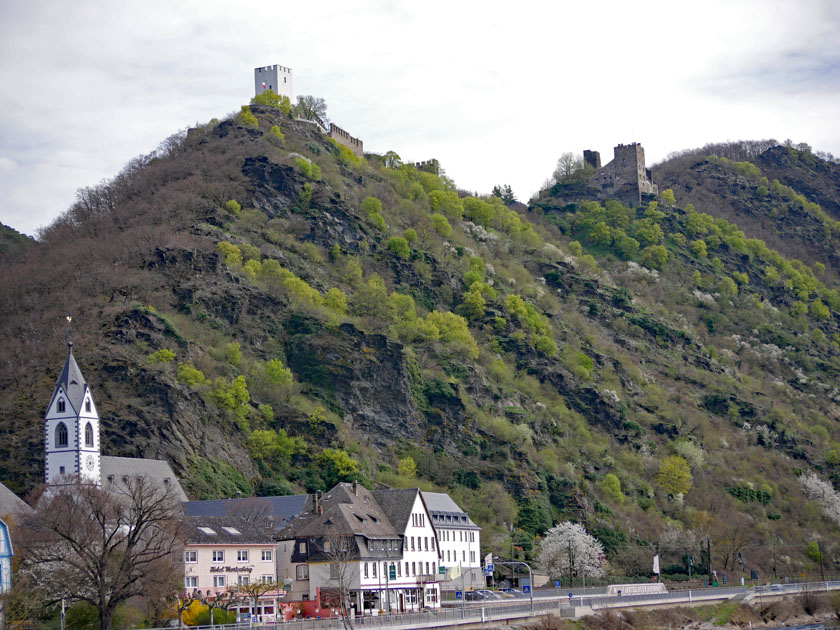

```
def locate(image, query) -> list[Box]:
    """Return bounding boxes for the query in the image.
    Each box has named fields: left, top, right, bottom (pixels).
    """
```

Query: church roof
left=0, top=481, right=32, bottom=518
left=50, top=342, right=89, bottom=413
left=183, top=494, right=307, bottom=531
left=100, top=456, right=188, bottom=502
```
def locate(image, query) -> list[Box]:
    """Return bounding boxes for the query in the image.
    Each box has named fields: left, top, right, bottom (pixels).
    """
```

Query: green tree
left=383, top=151, right=402, bottom=169
left=225, top=199, right=242, bottom=215
left=660, top=189, right=676, bottom=205
left=265, top=359, right=293, bottom=387
left=387, top=236, right=410, bottom=258
left=269, top=125, right=285, bottom=141
left=459, top=285, right=487, bottom=321
left=225, top=342, right=241, bottom=366
left=656, top=455, right=693, bottom=495
left=690, top=239, right=708, bottom=258
left=569, top=241, right=583, bottom=257
left=397, top=456, right=417, bottom=478
left=324, top=287, right=348, bottom=315
left=640, top=245, right=668, bottom=270
left=177, top=363, right=206, bottom=386
left=810, top=298, right=830, bottom=320
left=147, top=348, right=175, bottom=364
left=251, top=89, right=292, bottom=115
left=318, top=448, right=360, bottom=487
left=430, top=213, right=453, bottom=237
left=600, top=473, right=624, bottom=503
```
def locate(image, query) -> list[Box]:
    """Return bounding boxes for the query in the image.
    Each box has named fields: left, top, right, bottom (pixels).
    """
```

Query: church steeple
left=45, top=342, right=101, bottom=486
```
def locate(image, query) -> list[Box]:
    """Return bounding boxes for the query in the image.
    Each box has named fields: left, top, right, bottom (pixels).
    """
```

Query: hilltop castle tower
left=584, top=143, right=658, bottom=206
left=44, top=343, right=101, bottom=486
left=254, top=64, right=293, bottom=101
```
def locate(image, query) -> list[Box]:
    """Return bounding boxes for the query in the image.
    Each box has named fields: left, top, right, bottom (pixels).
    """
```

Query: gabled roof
left=0, top=481, right=31, bottom=518
left=100, top=456, right=188, bottom=502
left=277, top=482, right=399, bottom=541
left=185, top=515, right=276, bottom=545
left=372, top=488, right=419, bottom=533
left=49, top=343, right=89, bottom=413
left=183, top=495, right=307, bottom=531
left=423, top=492, right=479, bottom=529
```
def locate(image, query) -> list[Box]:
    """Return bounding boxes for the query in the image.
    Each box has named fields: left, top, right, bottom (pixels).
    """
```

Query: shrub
left=237, top=106, right=259, bottom=127
left=265, top=358, right=293, bottom=387
left=224, top=342, right=241, bottom=366
left=147, top=348, right=175, bottom=364
left=225, top=199, right=242, bottom=215
left=429, top=190, right=463, bottom=219
left=251, top=89, right=292, bottom=115
left=403, top=228, right=417, bottom=244
left=690, top=239, right=707, bottom=257
left=533, top=334, right=558, bottom=357
left=217, top=240, right=242, bottom=266
left=269, top=125, right=285, bottom=141
left=656, top=455, right=693, bottom=495
left=177, top=363, right=206, bottom=386
left=569, top=241, right=583, bottom=256
left=660, top=189, right=676, bottom=205
left=600, top=473, right=625, bottom=503
left=640, top=245, right=668, bottom=269
left=324, top=287, right=348, bottom=314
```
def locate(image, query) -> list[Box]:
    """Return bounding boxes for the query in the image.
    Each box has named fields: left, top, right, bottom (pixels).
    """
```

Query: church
left=41, top=342, right=186, bottom=500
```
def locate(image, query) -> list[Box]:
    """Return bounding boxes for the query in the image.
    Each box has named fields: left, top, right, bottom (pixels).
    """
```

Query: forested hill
left=1, top=102, right=839, bottom=579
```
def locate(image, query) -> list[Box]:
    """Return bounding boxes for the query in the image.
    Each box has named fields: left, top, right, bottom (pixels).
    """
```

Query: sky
left=1, top=0, right=839, bottom=237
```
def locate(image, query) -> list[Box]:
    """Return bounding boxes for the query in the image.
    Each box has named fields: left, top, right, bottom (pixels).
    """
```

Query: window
left=223, top=527, right=241, bottom=535
left=397, top=563, right=402, bottom=577
left=261, top=575, right=273, bottom=584
left=426, top=589, right=438, bottom=604
left=198, top=527, right=217, bottom=536
left=330, top=563, right=339, bottom=580
left=299, top=542, right=306, bottom=554
left=213, top=575, right=226, bottom=587
left=212, top=550, right=224, bottom=562
left=405, top=562, right=409, bottom=576
left=59, top=466, right=65, bottom=475
left=446, top=550, right=450, bottom=562
left=84, top=422, right=93, bottom=447
left=364, top=562, right=368, bottom=578
left=57, top=399, right=65, bottom=413
left=184, top=550, right=197, bottom=563
left=470, top=532, right=474, bottom=542
left=238, top=575, right=249, bottom=585
left=470, top=551, right=476, bottom=563
left=261, top=550, right=272, bottom=562
left=383, top=562, right=387, bottom=578
left=462, top=550, right=466, bottom=562
left=185, top=576, right=197, bottom=588
left=425, top=562, right=429, bottom=574
left=424, top=537, right=428, bottom=551
left=411, top=562, right=416, bottom=576
left=237, top=550, right=249, bottom=562
left=433, top=562, right=436, bottom=575
left=295, top=565, right=309, bottom=580
left=85, top=399, right=91, bottom=413
left=372, top=562, right=377, bottom=578
left=411, top=537, right=415, bottom=551
left=431, top=538, right=435, bottom=551
left=55, top=422, right=68, bottom=447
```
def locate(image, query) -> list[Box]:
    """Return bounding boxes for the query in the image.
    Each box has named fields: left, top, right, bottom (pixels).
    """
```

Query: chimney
left=352, top=480, right=358, bottom=496
left=315, top=490, right=323, bottom=515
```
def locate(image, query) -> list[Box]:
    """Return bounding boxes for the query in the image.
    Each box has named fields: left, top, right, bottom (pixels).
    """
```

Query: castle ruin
left=583, top=143, right=658, bottom=206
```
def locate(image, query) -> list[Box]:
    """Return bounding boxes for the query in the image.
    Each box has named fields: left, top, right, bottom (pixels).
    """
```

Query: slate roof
left=100, top=456, right=188, bottom=502
left=423, top=492, right=479, bottom=529
left=0, top=481, right=31, bottom=518
left=183, top=495, right=307, bottom=531
left=49, top=343, right=89, bottom=413
left=372, top=488, right=419, bottom=533
left=185, top=515, right=276, bottom=545
left=277, top=482, right=399, bottom=541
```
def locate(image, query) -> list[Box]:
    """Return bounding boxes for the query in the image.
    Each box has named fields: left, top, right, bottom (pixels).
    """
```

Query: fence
left=140, top=580, right=840, bottom=630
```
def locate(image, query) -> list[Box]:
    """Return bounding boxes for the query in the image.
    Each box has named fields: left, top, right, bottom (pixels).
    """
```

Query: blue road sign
left=522, top=585, right=531, bottom=593
left=555, top=580, right=562, bottom=588
left=455, top=591, right=463, bottom=600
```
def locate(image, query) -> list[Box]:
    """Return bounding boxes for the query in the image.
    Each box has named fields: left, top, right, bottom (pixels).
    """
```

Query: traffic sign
left=555, top=580, right=562, bottom=588
left=522, top=585, right=531, bottom=593
left=439, top=566, right=446, bottom=575
left=455, top=591, right=463, bottom=600
left=389, top=565, right=396, bottom=580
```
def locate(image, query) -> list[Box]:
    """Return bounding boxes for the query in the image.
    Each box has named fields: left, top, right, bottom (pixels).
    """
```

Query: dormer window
left=84, top=422, right=94, bottom=447
left=56, top=422, right=68, bottom=447
left=57, top=399, right=66, bottom=413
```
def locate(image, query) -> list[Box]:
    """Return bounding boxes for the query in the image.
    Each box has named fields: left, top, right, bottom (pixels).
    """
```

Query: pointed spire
left=50, top=342, right=88, bottom=414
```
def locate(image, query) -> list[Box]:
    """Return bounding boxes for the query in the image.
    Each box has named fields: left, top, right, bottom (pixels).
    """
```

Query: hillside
left=1, top=104, right=839, bottom=581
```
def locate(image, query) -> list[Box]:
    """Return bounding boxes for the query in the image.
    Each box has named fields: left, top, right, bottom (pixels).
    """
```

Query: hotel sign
left=210, top=566, right=254, bottom=573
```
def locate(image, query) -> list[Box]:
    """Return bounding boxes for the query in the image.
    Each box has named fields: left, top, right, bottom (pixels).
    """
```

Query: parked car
left=501, top=588, right=521, bottom=594
left=464, top=591, right=486, bottom=601
left=477, top=590, right=503, bottom=600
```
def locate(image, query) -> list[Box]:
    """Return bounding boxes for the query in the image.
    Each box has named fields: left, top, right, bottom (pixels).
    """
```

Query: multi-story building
left=583, top=143, right=658, bottom=206
left=183, top=516, right=282, bottom=622
left=276, top=482, right=442, bottom=616
left=254, top=64, right=293, bottom=101
left=373, top=488, right=443, bottom=609
left=424, top=492, right=482, bottom=590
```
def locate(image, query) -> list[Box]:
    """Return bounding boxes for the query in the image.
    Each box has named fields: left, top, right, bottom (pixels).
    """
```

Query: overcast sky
left=1, top=0, right=839, bottom=236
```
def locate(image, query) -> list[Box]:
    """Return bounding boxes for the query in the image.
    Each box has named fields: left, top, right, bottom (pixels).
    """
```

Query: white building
left=276, top=482, right=442, bottom=616
left=424, top=492, right=483, bottom=590
left=254, top=64, right=293, bottom=101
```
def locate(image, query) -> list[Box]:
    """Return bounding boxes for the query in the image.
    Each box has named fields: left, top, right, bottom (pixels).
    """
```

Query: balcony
left=417, top=573, right=443, bottom=584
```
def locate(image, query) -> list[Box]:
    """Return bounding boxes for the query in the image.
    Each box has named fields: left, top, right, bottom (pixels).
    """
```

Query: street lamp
left=493, top=556, right=533, bottom=615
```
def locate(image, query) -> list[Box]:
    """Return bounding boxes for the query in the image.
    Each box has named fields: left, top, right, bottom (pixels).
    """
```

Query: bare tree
left=195, top=587, right=243, bottom=628
left=227, top=498, right=274, bottom=532
left=235, top=578, right=278, bottom=621
left=294, top=95, right=328, bottom=123
left=319, top=533, right=358, bottom=630
left=17, top=477, right=184, bottom=630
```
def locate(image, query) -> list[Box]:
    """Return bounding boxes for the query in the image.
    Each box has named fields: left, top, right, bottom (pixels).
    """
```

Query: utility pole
left=818, top=540, right=825, bottom=582
left=707, top=539, right=712, bottom=587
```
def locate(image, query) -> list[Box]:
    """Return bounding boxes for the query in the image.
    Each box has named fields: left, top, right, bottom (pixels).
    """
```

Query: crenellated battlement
left=583, top=142, right=658, bottom=206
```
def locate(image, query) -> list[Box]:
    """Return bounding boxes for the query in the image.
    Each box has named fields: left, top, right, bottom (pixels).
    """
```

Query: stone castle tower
left=583, top=143, right=658, bottom=206
left=254, top=64, right=293, bottom=101
left=44, top=343, right=101, bottom=486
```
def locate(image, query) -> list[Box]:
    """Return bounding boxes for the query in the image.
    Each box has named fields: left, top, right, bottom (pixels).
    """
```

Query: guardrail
left=139, top=580, right=840, bottom=630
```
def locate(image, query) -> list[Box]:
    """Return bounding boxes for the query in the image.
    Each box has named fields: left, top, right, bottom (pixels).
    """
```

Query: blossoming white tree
left=538, top=521, right=606, bottom=584
left=799, top=472, right=840, bottom=527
